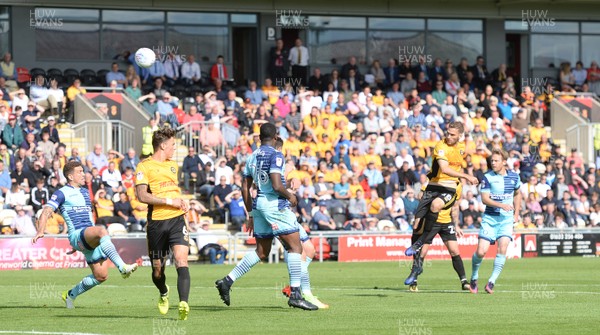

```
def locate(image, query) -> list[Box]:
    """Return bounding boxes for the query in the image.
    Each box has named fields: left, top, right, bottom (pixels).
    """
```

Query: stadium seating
left=80, top=69, right=98, bottom=86
left=96, top=69, right=109, bottom=86
left=63, top=68, right=80, bottom=86
left=29, top=67, right=46, bottom=79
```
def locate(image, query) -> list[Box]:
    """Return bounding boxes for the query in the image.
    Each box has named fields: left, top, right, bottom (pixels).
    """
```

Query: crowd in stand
left=2, top=40, right=600, bottom=236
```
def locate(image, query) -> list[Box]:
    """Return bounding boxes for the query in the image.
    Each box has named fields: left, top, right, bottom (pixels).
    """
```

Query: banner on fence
left=338, top=233, right=522, bottom=262
left=0, top=237, right=149, bottom=271
left=534, top=233, right=598, bottom=257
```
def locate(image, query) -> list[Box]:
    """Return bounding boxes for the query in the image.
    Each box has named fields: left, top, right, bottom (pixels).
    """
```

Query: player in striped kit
left=32, top=161, right=138, bottom=308
left=469, top=149, right=522, bottom=294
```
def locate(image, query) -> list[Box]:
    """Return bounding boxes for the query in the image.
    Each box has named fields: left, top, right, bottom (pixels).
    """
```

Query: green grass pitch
left=1, top=257, right=598, bottom=335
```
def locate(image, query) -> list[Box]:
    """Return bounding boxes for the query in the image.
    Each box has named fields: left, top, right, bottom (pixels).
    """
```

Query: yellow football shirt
left=427, top=139, right=465, bottom=188
left=135, top=157, right=184, bottom=221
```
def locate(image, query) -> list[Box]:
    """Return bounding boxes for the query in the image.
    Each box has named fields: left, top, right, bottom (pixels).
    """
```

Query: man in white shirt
left=288, top=38, right=309, bottom=88
left=164, top=53, right=182, bottom=87
left=30, top=75, right=58, bottom=115
left=395, top=148, right=415, bottom=169
left=180, top=55, right=201, bottom=86
left=12, top=206, right=37, bottom=236
left=101, top=161, right=124, bottom=197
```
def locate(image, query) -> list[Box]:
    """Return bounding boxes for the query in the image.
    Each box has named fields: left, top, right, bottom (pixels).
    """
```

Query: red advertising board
left=338, top=233, right=522, bottom=262
left=0, top=237, right=149, bottom=271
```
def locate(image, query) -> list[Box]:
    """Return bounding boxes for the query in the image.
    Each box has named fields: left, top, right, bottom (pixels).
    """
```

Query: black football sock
left=451, top=255, right=467, bottom=281
left=177, top=267, right=191, bottom=302
left=152, top=267, right=168, bottom=296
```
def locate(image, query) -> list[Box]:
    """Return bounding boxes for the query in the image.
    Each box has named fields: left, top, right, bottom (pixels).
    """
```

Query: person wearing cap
left=312, top=201, right=336, bottom=230
left=2, top=113, right=24, bottom=151
left=215, top=123, right=318, bottom=311
left=39, top=115, right=60, bottom=144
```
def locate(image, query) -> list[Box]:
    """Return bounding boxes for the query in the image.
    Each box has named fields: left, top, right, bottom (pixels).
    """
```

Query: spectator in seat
left=138, top=93, right=159, bottom=121
left=182, top=146, right=202, bottom=193
left=11, top=161, right=35, bottom=193
left=86, top=144, right=108, bottom=171
left=197, top=161, right=215, bottom=199
left=40, top=116, right=60, bottom=145
left=12, top=206, right=37, bottom=236
left=215, top=157, right=233, bottom=186
left=244, top=80, right=267, bottom=107
left=348, top=189, right=368, bottom=220
left=0, top=160, right=10, bottom=196
left=125, top=77, right=142, bottom=101
left=210, top=55, right=229, bottom=83
left=0, top=52, right=18, bottom=91
left=199, top=120, right=225, bottom=148
left=127, top=188, right=148, bottom=228
left=105, top=62, right=126, bottom=88
left=213, top=176, right=232, bottom=223
left=37, top=208, right=66, bottom=234
left=312, top=201, right=337, bottom=230
left=94, top=189, right=125, bottom=227
left=114, top=191, right=137, bottom=227
left=121, top=167, right=135, bottom=190
left=30, top=178, right=49, bottom=212
left=180, top=54, right=201, bottom=86
left=2, top=113, right=23, bottom=152
left=164, top=52, right=182, bottom=87
left=224, top=190, right=248, bottom=229
left=157, top=92, right=180, bottom=127
left=297, top=189, right=315, bottom=224
left=196, top=220, right=228, bottom=264
left=66, top=78, right=86, bottom=122
left=3, top=179, right=27, bottom=209
left=101, top=161, right=124, bottom=197
left=385, top=190, right=406, bottom=228
left=119, top=147, right=139, bottom=173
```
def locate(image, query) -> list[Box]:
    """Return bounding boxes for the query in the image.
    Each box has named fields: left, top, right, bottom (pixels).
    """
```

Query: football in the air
left=134, top=47, right=156, bottom=68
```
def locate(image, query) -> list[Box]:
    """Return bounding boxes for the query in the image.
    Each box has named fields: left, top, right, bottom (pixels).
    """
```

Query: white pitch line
left=0, top=331, right=104, bottom=335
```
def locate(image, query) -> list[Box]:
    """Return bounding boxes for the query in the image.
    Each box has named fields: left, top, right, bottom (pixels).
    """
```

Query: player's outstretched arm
left=32, top=206, right=54, bottom=244
left=438, top=159, right=479, bottom=185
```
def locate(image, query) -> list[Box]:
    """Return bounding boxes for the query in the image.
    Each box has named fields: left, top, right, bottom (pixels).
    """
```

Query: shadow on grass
left=0, top=305, right=71, bottom=310
left=55, top=314, right=150, bottom=319
left=189, top=305, right=288, bottom=312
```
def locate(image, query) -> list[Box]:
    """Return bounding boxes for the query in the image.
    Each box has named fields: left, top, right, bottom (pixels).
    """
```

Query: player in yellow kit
left=135, top=127, right=191, bottom=320
left=404, top=183, right=469, bottom=291
left=405, top=122, right=478, bottom=257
